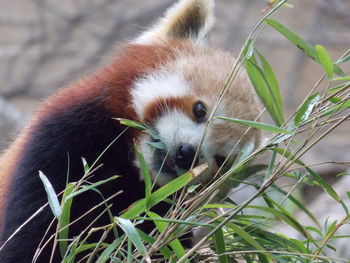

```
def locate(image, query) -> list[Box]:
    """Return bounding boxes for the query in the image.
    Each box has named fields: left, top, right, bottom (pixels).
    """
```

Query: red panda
left=0, top=0, right=261, bottom=262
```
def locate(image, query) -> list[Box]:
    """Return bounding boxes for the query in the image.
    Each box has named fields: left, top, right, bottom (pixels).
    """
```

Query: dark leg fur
left=0, top=98, right=147, bottom=262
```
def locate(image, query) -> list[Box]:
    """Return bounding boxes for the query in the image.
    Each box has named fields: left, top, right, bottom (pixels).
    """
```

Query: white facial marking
left=131, top=72, right=190, bottom=119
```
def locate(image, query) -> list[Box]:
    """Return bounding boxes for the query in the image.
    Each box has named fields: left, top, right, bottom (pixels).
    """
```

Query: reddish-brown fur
left=143, top=95, right=196, bottom=123
left=0, top=41, right=190, bottom=231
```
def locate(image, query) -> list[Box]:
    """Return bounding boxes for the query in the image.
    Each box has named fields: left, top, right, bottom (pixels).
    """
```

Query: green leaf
left=58, top=183, right=75, bottom=257
left=243, top=38, right=254, bottom=59
left=315, top=45, right=334, bottom=78
left=249, top=205, right=308, bottom=237
left=81, top=157, right=90, bottom=174
left=115, top=217, right=151, bottom=262
left=96, top=240, right=118, bottom=263
left=134, top=144, right=152, bottom=209
left=137, top=229, right=172, bottom=259
left=122, top=164, right=207, bottom=219
left=271, top=185, right=320, bottom=227
left=65, top=176, right=119, bottom=201
left=146, top=141, right=166, bottom=150
left=213, top=228, right=228, bottom=263
left=39, top=171, right=62, bottom=219
left=216, top=117, right=292, bottom=134
left=146, top=211, right=187, bottom=261
left=332, top=76, right=350, bottom=81
left=294, top=93, right=321, bottom=125
left=227, top=222, right=272, bottom=260
left=335, top=55, right=350, bottom=65
left=257, top=50, right=283, bottom=115
left=327, top=82, right=350, bottom=93
left=271, top=147, right=341, bottom=202
left=245, top=59, right=284, bottom=126
left=265, top=19, right=345, bottom=77
left=116, top=118, right=148, bottom=130
left=306, top=167, right=340, bottom=202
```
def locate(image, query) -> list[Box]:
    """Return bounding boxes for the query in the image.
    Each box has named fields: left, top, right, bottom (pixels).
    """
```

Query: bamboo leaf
left=65, top=176, right=119, bottom=201
left=122, top=164, right=207, bottom=219
left=39, top=171, right=62, bottom=219
left=271, top=148, right=341, bottom=202
left=257, top=50, right=283, bottom=115
left=315, top=45, right=334, bottom=78
left=271, top=185, right=320, bottom=227
left=146, top=211, right=187, bottom=261
left=116, top=118, right=148, bottom=130
left=265, top=19, right=345, bottom=76
left=115, top=217, right=151, bottom=262
left=227, top=222, right=272, bottom=260
left=213, top=228, right=228, bottom=263
left=96, top=240, right=118, bottom=263
left=306, top=167, right=341, bottom=202
left=332, top=76, right=350, bottom=81
left=134, top=144, right=152, bottom=209
left=249, top=206, right=308, bottom=237
left=58, top=183, right=75, bottom=257
left=335, top=55, right=350, bottom=65
left=245, top=59, right=284, bottom=125
left=243, top=38, right=254, bottom=59
left=294, top=93, right=321, bottom=125
left=216, top=117, right=292, bottom=134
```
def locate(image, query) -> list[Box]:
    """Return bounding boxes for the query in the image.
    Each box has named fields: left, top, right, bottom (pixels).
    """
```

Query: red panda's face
left=129, top=0, right=261, bottom=186
left=131, top=45, right=261, bottom=186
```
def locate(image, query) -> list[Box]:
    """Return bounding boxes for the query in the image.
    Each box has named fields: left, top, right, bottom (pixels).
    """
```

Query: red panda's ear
left=135, top=0, right=214, bottom=46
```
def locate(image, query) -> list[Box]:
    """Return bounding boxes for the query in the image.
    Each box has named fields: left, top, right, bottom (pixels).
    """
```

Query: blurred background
left=0, top=0, right=349, bottom=257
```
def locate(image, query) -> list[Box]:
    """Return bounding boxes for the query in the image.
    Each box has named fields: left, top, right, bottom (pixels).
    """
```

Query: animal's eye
left=192, top=101, right=207, bottom=121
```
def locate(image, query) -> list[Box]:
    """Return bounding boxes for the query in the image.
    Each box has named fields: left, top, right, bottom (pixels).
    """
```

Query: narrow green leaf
left=146, top=211, right=187, bottom=261
left=96, top=240, right=118, bottom=263
left=335, top=55, right=350, bottom=65
left=306, top=167, right=340, bottom=202
left=216, top=117, right=292, bottom=134
left=248, top=205, right=308, bottom=237
left=58, top=183, right=75, bottom=257
left=257, top=51, right=283, bottom=115
left=137, top=229, right=172, bottom=259
left=213, top=228, right=228, bottom=263
left=271, top=147, right=341, bottom=202
left=146, top=141, right=166, bottom=150
left=81, top=157, right=90, bottom=174
left=116, top=118, right=147, bottom=130
left=315, top=45, right=334, bottom=78
left=134, top=144, right=152, bottom=209
left=39, top=171, right=62, bottom=219
left=271, top=185, right=320, bottom=227
left=245, top=59, right=284, bottom=125
left=328, top=82, right=350, bottom=94
left=270, top=147, right=305, bottom=166
left=227, top=222, right=272, bottom=260
left=122, top=164, right=207, bottom=219
left=294, top=93, right=321, bottom=125
left=137, top=217, right=210, bottom=227
left=115, top=217, right=150, bottom=262
left=265, top=19, right=345, bottom=76
left=243, top=38, right=254, bottom=59
left=332, top=76, right=350, bottom=81
left=65, top=176, right=119, bottom=201
left=187, top=184, right=200, bottom=193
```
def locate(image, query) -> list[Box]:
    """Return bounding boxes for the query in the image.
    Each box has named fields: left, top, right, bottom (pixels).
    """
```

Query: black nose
left=175, top=144, right=197, bottom=170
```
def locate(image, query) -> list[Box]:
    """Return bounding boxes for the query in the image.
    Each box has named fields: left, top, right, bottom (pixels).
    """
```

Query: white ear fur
left=135, top=0, right=215, bottom=45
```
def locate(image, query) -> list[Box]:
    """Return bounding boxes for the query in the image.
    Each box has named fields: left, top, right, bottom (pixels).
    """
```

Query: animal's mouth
left=153, top=148, right=178, bottom=177
left=152, top=144, right=201, bottom=178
